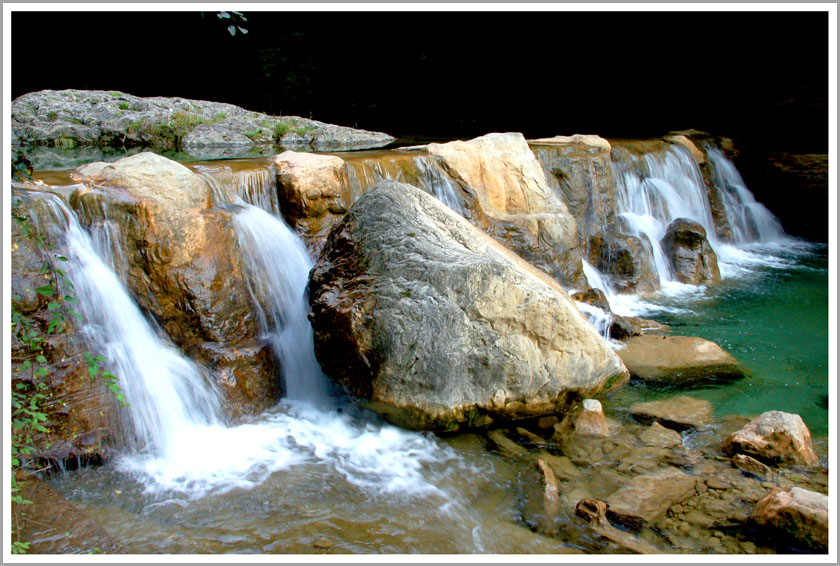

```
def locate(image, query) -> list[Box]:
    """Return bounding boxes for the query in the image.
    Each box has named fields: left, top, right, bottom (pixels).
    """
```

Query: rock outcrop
left=588, top=223, right=660, bottom=295
left=660, top=219, right=721, bottom=285
left=617, top=335, right=745, bottom=386
left=70, top=152, right=279, bottom=413
left=427, top=133, right=584, bottom=287
left=309, top=180, right=629, bottom=431
left=11, top=89, right=395, bottom=153
left=721, top=411, right=818, bottom=467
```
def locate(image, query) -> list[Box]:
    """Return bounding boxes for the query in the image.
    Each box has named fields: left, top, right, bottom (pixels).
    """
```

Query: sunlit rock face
left=309, top=180, right=628, bottom=432
left=427, top=133, right=585, bottom=288
left=71, top=152, right=279, bottom=414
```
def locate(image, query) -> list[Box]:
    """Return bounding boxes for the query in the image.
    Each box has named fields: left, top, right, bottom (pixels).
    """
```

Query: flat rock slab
left=630, top=396, right=713, bottom=431
left=618, top=335, right=746, bottom=386
left=639, top=421, right=683, bottom=448
left=606, top=467, right=697, bottom=528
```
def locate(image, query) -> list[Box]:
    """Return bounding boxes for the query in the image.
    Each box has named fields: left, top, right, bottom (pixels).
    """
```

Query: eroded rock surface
left=660, top=218, right=721, bottom=285
left=721, top=411, right=818, bottom=467
left=751, top=487, right=828, bottom=552
left=309, top=180, right=628, bottom=431
left=630, top=396, right=714, bottom=431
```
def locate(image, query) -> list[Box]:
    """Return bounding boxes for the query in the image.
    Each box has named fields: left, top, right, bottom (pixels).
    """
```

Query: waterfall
left=194, top=164, right=280, bottom=215
left=32, top=193, right=223, bottom=459
left=232, top=206, right=333, bottom=403
left=704, top=147, right=785, bottom=243
left=342, top=152, right=465, bottom=215
left=611, top=145, right=718, bottom=288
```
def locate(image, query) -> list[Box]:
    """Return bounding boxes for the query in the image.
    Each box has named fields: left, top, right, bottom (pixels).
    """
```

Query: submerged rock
left=617, top=335, right=746, bottom=386
left=606, top=467, right=697, bottom=528
left=660, top=218, right=721, bottom=285
left=427, top=133, right=584, bottom=287
left=751, top=487, right=828, bottom=552
left=629, top=396, right=714, bottom=431
left=721, top=411, right=818, bottom=467
left=309, top=180, right=629, bottom=431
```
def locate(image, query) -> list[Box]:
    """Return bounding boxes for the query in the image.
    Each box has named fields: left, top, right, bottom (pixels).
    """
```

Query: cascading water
left=704, top=147, right=785, bottom=243
left=31, top=193, right=223, bottom=460
left=342, top=152, right=465, bottom=215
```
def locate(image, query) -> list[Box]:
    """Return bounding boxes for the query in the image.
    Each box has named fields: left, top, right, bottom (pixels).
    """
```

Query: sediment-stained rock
left=721, top=411, right=818, bottom=467
left=751, top=487, right=828, bottom=552
left=660, top=218, right=721, bottom=285
left=618, top=335, right=745, bottom=386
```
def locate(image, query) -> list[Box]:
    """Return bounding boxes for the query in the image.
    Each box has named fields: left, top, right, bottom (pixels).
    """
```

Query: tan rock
left=556, top=398, right=610, bottom=438
left=530, top=134, right=612, bottom=153
left=427, top=133, right=582, bottom=285
left=606, top=467, right=697, bottom=528
left=732, top=453, right=774, bottom=479
left=664, top=134, right=706, bottom=164
left=721, top=411, right=818, bottom=467
left=274, top=151, right=349, bottom=256
left=618, top=335, right=745, bottom=386
left=752, top=487, right=828, bottom=552
left=630, top=396, right=713, bottom=431
left=639, top=422, right=683, bottom=449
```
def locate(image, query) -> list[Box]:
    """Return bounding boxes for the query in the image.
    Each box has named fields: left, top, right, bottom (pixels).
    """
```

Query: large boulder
left=660, top=218, right=721, bottom=285
left=427, top=133, right=584, bottom=287
left=617, top=335, right=746, bottom=386
left=588, top=222, right=660, bottom=295
left=721, top=411, right=818, bottom=467
left=751, top=487, right=828, bottom=552
left=274, top=151, right=349, bottom=256
left=309, top=180, right=629, bottom=431
left=70, top=152, right=280, bottom=413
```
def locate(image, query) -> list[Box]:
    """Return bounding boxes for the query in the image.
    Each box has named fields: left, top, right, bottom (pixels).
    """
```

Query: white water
left=32, top=173, right=465, bottom=500
left=704, top=147, right=785, bottom=244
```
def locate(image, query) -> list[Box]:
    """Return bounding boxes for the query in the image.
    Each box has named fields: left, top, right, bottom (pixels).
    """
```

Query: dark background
left=12, top=10, right=828, bottom=152
left=11, top=10, right=830, bottom=241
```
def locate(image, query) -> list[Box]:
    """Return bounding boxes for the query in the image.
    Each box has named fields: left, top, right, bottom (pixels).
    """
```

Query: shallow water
left=603, top=240, right=828, bottom=437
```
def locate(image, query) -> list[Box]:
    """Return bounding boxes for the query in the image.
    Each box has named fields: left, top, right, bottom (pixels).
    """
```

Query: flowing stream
left=25, top=143, right=828, bottom=554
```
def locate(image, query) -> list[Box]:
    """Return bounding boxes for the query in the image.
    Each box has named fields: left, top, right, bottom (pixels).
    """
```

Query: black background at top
left=11, top=10, right=829, bottom=153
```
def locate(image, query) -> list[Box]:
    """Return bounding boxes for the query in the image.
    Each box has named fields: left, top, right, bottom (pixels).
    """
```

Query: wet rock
left=606, top=467, right=697, bottom=528
left=588, top=227, right=660, bottom=295
left=575, top=498, right=608, bottom=525
left=639, top=422, right=683, bottom=449
left=660, top=219, right=721, bottom=285
left=732, top=454, right=774, bottom=479
left=618, top=335, right=746, bottom=386
left=71, top=152, right=279, bottom=414
left=570, top=288, right=610, bottom=312
left=751, top=487, right=828, bottom=552
left=721, top=411, right=818, bottom=467
left=529, top=135, right=616, bottom=255
left=630, top=396, right=713, bottom=431
left=275, top=151, right=349, bottom=256
left=536, top=416, right=559, bottom=430
left=486, top=430, right=529, bottom=459
left=427, top=133, right=583, bottom=287
left=12, top=474, right=122, bottom=554
left=309, top=180, right=629, bottom=431
left=608, top=315, right=670, bottom=340
left=664, top=134, right=706, bottom=165
left=555, top=399, right=610, bottom=438
left=514, top=427, right=552, bottom=449
left=538, top=452, right=580, bottom=481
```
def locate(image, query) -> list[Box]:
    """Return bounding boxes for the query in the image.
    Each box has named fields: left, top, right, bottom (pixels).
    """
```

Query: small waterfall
left=32, top=193, right=223, bottom=458
left=342, top=152, right=465, bottom=215
left=232, top=205, right=333, bottom=403
left=194, top=164, right=280, bottom=215
left=612, top=145, right=718, bottom=287
left=704, top=147, right=785, bottom=243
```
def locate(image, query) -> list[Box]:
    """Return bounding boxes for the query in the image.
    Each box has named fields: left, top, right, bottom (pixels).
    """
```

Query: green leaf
left=83, top=351, right=94, bottom=364
left=88, top=366, right=99, bottom=379
left=63, top=296, right=79, bottom=304
left=47, top=318, right=63, bottom=333
left=22, top=360, right=32, bottom=369
left=48, top=302, right=61, bottom=310
left=35, top=285, right=54, bottom=297
left=35, top=354, right=47, bottom=364
left=55, top=255, right=68, bottom=261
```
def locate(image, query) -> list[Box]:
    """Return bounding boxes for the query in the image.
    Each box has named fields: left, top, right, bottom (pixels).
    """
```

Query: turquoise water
left=605, top=241, right=829, bottom=437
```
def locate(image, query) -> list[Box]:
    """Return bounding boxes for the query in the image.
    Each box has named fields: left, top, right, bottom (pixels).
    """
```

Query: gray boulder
left=309, top=180, right=629, bottom=431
